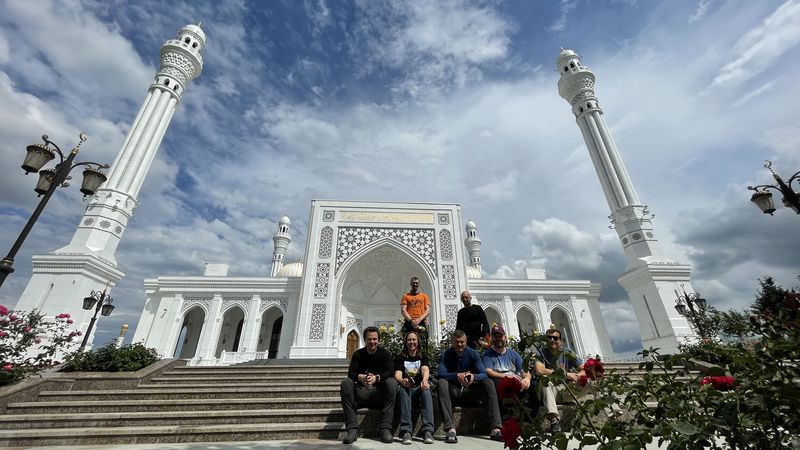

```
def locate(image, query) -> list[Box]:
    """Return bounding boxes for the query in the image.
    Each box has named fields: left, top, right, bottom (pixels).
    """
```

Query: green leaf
left=673, top=422, right=699, bottom=435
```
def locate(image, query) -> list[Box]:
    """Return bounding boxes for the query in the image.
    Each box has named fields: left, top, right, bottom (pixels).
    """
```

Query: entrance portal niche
left=215, top=307, right=245, bottom=357
left=551, top=307, right=578, bottom=352
left=174, top=306, right=205, bottom=358
left=517, top=307, right=539, bottom=336
left=257, top=306, right=284, bottom=358
left=339, top=241, right=436, bottom=354
left=484, top=307, right=503, bottom=330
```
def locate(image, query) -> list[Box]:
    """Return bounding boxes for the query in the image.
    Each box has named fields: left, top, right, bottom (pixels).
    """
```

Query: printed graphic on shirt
left=404, top=360, right=421, bottom=377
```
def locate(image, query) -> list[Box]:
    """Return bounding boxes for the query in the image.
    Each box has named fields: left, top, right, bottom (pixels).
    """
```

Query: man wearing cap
left=455, top=290, right=490, bottom=350
left=482, top=325, right=536, bottom=416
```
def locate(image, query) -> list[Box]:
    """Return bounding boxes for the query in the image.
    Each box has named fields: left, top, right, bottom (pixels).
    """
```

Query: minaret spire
left=557, top=49, right=695, bottom=353
left=15, top=24, right=206, bottom=347
left=464, top=219, right=482, bottom=272
left=270, top=216, right=291, bottom=277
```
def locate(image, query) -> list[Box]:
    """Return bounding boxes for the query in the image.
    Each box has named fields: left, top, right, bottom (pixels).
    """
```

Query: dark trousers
left=340, top=377, right=398, bottom=431
left=436, top=378, right=502, bottom=431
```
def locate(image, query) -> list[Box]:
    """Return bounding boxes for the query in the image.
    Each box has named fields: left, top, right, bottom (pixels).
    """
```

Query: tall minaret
left=556, top=49, right=694, bottom=353
left=15, top=24, right=206, bottom=346
left=270, top=216, right=291, bottom=277
left=464, top=219, right=482, bottom=272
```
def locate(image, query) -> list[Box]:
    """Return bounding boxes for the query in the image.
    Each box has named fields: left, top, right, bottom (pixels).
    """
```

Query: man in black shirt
left=455, top=290, right=490, bottom=349
left=340, top=326, right=398, bottom=444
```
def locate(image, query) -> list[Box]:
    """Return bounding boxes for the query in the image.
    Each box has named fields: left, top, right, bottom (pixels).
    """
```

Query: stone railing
left=188, top=351, right=270, bottom=366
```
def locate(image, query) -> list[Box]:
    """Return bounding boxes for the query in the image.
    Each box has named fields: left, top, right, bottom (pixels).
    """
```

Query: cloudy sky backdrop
left=1, top=0, right=798, bottom=354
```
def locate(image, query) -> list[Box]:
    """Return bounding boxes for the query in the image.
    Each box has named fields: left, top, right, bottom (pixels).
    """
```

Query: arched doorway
left=257, top=306, right=284, bottom=358
left=516, top=306, right=538, bottom=336
left=215, top=306, right=245, bottom=357
left=484, top=306, right=503, bottom=330
left=338, top=242, right=436, bottom=355
left=174, top=306, right=205, bottom=358
left=346, top=330, right=359, bottom=358
left=551, top=307, right=578, bottom=352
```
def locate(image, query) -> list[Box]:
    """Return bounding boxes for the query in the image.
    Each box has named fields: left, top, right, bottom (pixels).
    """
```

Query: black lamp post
left=79, top=288, right=114, bottom=352
left=675, top=284, right=708, bottom=338
left=0, top=133, right=109, bottom=288
left=747, top=160, right=800, bottom=216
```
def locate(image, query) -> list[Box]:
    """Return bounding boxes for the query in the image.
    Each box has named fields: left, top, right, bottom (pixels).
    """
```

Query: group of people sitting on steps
left=340, top=277, right=588, bottom=445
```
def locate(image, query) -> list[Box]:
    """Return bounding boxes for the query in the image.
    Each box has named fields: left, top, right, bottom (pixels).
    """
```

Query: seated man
left=340, top=326, right=398, bottom=444
left=533, top=327, right=586, bottom=433
left=437, top=329, right=503, bottom=444
left=481, top=325, right=536, bottom=415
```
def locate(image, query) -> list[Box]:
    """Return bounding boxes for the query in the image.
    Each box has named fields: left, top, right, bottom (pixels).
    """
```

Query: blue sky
left=1, top=0, right=798, bottom=354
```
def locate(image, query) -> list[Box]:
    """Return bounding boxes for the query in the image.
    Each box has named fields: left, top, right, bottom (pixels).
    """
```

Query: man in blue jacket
left=437, top=329, right=503, bottom=443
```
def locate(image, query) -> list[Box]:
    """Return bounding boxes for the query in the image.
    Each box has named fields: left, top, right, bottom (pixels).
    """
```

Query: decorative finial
left=764, top=160, right=777, bottom=176
left=197, top=21, right=202, bottom=28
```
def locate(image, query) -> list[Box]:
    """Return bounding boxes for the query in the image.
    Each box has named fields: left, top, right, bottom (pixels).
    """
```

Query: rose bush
left=0, top=307, right=79, bottom=386
left=504, top=276, right=800, bottom=450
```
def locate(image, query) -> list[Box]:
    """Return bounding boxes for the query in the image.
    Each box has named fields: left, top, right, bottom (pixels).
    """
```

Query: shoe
left=445, top=429, right=458, bottom=444
left=401, top=431, right=412, bottom=445
left=343, top=429, right=358, bottom=444
left=548, top=418, right=561, bottom=434
left=380, top=428, right=394, bottom=443
left=423, top=431, right=434, bottom=444
left=490, top=428, right=503, bottom=441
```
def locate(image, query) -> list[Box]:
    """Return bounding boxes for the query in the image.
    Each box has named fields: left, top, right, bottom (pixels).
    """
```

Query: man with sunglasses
left=533, top=328, right=585, bottom=433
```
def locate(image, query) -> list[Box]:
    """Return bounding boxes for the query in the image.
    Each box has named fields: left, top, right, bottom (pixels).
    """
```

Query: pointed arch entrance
left=257, top=306, right=284, bottom=358
left=551, top=307, right=578, bottom=352
left=336, top=240, right=437, bottom=356
left=346, top=330, right=360, bottom=358
left=215, top=306, right=245, bottom=357
left=174, top=306, right=205, bottom=358
left=484, top=306, right=503, bottom=330
left=516, top=306, right=539, bottom=336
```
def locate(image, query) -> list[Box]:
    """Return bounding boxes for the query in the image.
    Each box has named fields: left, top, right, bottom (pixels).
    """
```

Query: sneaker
left=401, top=432, right=412, bottom=445
left=380, top=428, right=394, bottom=443
left=548, top=418, right=561, bottom=434
left=423, top=431, right=434, bottom=444
left=343, top=429, right=358, bottom=444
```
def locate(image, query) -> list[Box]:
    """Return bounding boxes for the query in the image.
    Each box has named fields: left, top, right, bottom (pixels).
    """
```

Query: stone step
left=147, top=374, right=345, bottom=384
left=6, top=396, right=342, bottom=414
left=140, top=380, right=342, bottom=389
left=36, top=386, right=339, bottom=400
left=0, top=408, right=346, bottom=429
left=0, top=421, right=344, bottom=447
left=169, top=365, right=347, bottom=373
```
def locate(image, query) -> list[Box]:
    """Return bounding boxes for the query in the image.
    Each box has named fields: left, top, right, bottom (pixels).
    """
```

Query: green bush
left=62, top=343, right=159, bottom=372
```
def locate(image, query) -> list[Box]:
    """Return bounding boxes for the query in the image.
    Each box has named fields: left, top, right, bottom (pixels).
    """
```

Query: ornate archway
left=215, top=306, right=245, bottom=357
left=516, top=306, right=539, bottom=336
left=174, top=306, right=205, bottom=358
left=336, top=240, right=436, bottom=355
left=551, top=307, right=578, bottom=352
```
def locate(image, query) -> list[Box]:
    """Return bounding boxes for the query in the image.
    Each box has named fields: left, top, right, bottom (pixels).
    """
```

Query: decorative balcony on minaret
left=15, top=24, right=206, bottom=349
left=270, top=216, right=291, bottom=277
left=557, top=48, right=695, bottom=353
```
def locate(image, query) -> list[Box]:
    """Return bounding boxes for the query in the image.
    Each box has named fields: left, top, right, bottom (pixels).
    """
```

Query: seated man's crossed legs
left=340, top=377, right=399, bottom=443
left=437, top=378, right=502, bottom=443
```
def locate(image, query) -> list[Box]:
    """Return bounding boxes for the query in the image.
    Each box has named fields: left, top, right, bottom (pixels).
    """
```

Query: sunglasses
left=547, top=335, right=561, bottom=341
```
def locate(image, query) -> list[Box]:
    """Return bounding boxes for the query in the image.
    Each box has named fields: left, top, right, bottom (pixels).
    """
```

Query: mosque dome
left=466, top=266, right=483, bottom=279
left=466, top=219, right=477, bottom=229
left=278, top=216, right=291, bottom=226
left=276, top=262, right=303, bottom=277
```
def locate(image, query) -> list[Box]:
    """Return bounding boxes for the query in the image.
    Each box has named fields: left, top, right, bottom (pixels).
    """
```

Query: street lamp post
left=79, top=288, right=115, bottom=352
left=747, top=160, right=800, bottom=216
left=675, top=284, right=708, bottom=338
left=0, top=133, right=109, bottom=288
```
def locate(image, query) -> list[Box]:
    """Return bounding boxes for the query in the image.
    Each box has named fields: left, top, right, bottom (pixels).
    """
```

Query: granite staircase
left=0, top=360, right=695, bottom=446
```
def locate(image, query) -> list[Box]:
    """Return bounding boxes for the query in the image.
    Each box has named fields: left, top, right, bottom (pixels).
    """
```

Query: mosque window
left=579, top=107, right=584, bottom=113
left=564, top=66, right=568, bottom=72
left=192, top=42, right=198, bottom=49
left=165, top=79, right=170, bottom=86
left=185, top=37, right=191, bottom=44
left=570, top=62, right=575, bottom=68
left=587, top=102, right=591, bottom=108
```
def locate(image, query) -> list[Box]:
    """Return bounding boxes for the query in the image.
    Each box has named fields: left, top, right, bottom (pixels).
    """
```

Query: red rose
left=498, top=376, right=523, bottom=401
left=701, top=376, right=736, bottom=391
left=584, top=358, right=604, bottom=380
left=0, top=305, right=8, bottom=316
left=578, top=375, right=588, bottom=387
left=502, top=417, right=522, bottom=450
left=2, top=363, right=13, bottom=372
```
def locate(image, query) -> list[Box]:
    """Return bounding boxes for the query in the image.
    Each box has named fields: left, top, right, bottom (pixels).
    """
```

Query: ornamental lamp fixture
left=34, top=169, right=57, bottom=196
left=21, top=142, right=55, bottom=174
left=80, top=168, right=108, bottom=197
left=747, top=160, right=800, bottom=216
left=82, top=295, right=97, bottom=310
left=101, top=301, right=115, bottom=316
left=675, top=303, right=687, bottom=316
left=79, top=287, right=114, bottom=351
left=0, top=133, right=110, bottom=289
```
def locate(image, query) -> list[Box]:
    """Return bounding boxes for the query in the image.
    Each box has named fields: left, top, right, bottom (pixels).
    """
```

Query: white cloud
left=689, top=0, right=713, bottom=23
left=548, top=0, right=578, bottom=32
left=709, top=0, right=800, bottom=89
left=0, top=30, right=8, bottom=63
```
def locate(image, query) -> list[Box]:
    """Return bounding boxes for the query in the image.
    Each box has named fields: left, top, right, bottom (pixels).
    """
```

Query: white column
left=595, top=113, right=639, bottom=204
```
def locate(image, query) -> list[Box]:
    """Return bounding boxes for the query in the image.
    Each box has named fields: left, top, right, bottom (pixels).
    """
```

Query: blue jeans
left=397, top=385, right=434, bottom=434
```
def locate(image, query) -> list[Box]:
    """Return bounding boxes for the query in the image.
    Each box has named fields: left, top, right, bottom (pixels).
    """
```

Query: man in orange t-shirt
left=401, top=276, right=431, bottom=336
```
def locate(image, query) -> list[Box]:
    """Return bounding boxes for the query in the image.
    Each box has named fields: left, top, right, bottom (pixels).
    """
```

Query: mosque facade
left=132, top=200, right=613, bottom=365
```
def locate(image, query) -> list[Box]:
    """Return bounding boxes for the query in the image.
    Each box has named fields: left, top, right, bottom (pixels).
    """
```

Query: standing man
left=340, top=326, right=398, bottom=444
left=482, top=325, right=536, bottom=415
left=455, top=290, right=489, bottom=349
left=401, top=276, right=431, bottom=343
left=533, top=327, right=585, bottom=433
left=437, top=329, right=503, bottom=444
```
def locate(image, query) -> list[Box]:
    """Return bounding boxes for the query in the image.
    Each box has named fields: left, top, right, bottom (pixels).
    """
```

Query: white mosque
left=132, top=201, right=612, bottom=364
left=15, top=25, right=697, bottom=365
